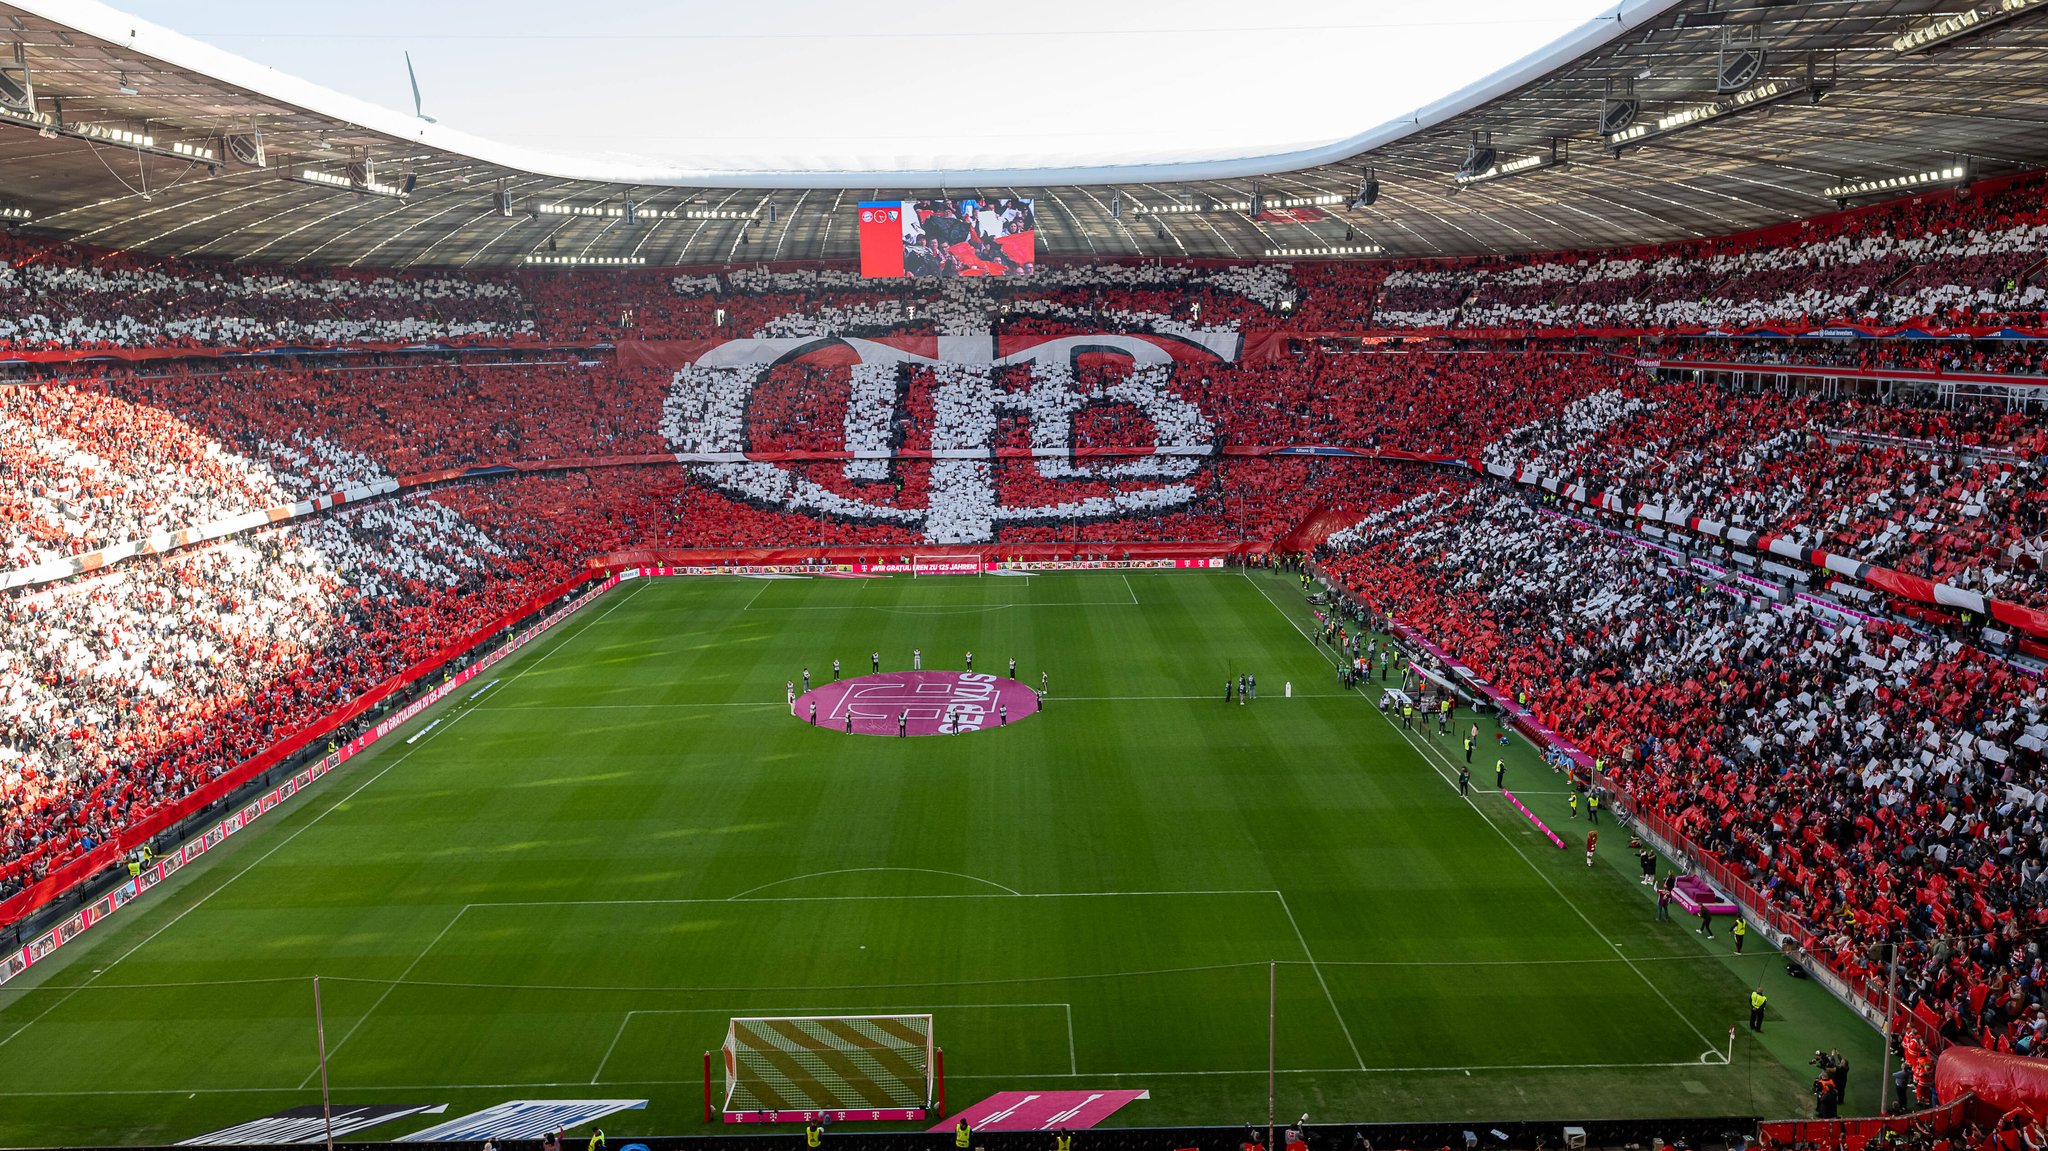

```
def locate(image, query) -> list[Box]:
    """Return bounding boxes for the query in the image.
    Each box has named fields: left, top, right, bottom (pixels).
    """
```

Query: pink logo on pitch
left=795, top=670, right=1039, bottom=736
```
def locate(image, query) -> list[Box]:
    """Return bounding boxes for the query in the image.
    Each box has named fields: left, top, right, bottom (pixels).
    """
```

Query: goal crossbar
left=717, top=1014, right=938, bottom=1123
left=910, top=554, right=985, bottom=576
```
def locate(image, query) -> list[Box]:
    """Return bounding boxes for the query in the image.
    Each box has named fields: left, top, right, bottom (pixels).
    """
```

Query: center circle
left=793, top=670, right=1040, bottom=736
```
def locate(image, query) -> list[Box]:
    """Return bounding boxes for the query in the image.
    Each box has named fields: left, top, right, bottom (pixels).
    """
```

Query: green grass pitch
left=0, top=570, right=1882, bottom=1146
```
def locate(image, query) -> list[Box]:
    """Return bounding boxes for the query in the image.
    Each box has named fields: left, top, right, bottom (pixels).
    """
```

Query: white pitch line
left=470, top=701, right=782, bottom=712
left=744, top=601, right=1137, bottom=614
left=589, top=1012, right=636, bottom=1085
left=468, top=889, right=1278, bottom=908
left=1274, top=890, right=1366, bottom=1071
left=1241, top=572, right=1722, bottom=1055
left=0, top=1054, right=1735, bottom=1097
left=726, top=867, right=1024, bottom=900
left=1, top=580, right=642, bottom=1041
left=471, top=694, right=1348, bottom=712
left=298, top=903, right=473, bottom=1088
left=1121, top=573, right=1140, bottom=604
left=947, top=1056, right=1734, bottom=1078
left=0, top=697, right=489, bottom=1051
left=287, top=580, right=655, bottom=1088
left=28, top=949, right=1728, bottom=998
left=486, top=578, right=650, bottom=690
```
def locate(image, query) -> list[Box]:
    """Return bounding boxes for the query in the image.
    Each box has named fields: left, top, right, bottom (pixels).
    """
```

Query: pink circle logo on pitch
left=795, top=671, right=1039, bottom=736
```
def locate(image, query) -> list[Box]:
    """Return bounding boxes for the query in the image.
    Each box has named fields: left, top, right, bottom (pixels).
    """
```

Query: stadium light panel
left=537, top=202, right=752, bottom=220
left=1264, top=244, right=1382, bottom=257
left=1452, top=148, right=1562, bottom=188
left=0, top=102, right=219, bottom=164
left=1823, top=165, right=1970, bottom=200
left=1126, top=195, right=1339, bottom=216
left=1892, top=0, right=2047, bottom=55
left=0, top=205, right=28, bottom=220
left=292, top=167, right=408, bottom=198
left=524, top=254, right=647, bottom=265
left=1605, top=78, right=1816, bottom=151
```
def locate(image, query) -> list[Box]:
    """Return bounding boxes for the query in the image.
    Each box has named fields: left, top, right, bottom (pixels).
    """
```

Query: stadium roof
left=3, top=0, right=2048, bottom=268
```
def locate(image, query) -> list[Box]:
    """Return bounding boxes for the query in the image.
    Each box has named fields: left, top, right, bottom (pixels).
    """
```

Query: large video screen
left=858, top=198, right=1035, bottom=278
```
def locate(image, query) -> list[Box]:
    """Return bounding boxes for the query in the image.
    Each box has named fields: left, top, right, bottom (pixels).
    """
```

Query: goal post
left=910, top=553, right=985, bottom=576
left=717, top=1014, right=939, bottom=1123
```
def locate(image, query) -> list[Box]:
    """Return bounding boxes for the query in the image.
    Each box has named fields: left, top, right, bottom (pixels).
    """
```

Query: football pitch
left=0, top=570, right=1880, bottom=1146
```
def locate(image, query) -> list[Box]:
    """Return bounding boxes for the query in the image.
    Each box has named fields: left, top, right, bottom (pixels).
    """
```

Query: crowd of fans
left=1650, top=337, right=2048, bottom=380
left=1481, top=381, right=2048, bottom=608
left=11, top=341, right=2046, bottom=922
left=11, top=177, right=2048, bottom=1104
left=0, top=234, right=532, bottom=350
left=0, top=484, right=567, bottom=904
left=1391, top=173, right=2048, bottom=333
left=1317, top=488, right=2048, bottom=1059
left=6, top=170, right=2048, bottom=354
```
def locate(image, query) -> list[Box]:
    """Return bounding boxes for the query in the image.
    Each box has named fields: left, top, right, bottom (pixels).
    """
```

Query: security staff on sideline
left=956, top=1119, right=973, bottom=1149
left=1749, top=985, right=1768, bottom=1032
left=806, top=1121, right=825, bottom=1149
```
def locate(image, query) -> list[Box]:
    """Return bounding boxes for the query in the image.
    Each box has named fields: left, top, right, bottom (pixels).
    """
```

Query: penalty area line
left=0, top=1054, right=1737, bottom=1097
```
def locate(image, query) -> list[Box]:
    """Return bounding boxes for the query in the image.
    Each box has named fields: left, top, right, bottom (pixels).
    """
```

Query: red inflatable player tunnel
left=1937, top=1046, right=2048, bottom=1114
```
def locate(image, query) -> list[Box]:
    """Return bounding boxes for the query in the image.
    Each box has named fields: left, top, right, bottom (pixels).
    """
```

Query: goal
left=710, top=1014, right=942, bottom=1123
left=910, top=553, right=984, bottom=576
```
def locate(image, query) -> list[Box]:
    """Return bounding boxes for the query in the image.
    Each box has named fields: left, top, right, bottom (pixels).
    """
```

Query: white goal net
left=910, top=554, right=984, bottom=576
left=720, top=1014, right=936, bottom=1118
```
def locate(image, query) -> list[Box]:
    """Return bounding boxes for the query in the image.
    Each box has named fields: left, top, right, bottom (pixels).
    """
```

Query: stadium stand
left=1383, top=171, right=2048, bottom=333
left=5, top=171, right=2048, bottom=358
left=1318, top=489, right=2048, bottom=1057
left=7, top=172, right=2048, bottom=1081
left=0, top=235, right=534, bottom=350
